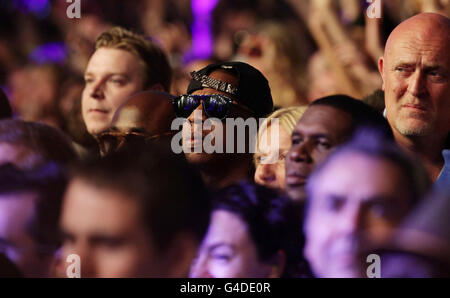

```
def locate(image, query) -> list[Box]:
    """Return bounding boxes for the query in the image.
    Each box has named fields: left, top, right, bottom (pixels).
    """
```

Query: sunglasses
left=97, top=129, right=174, bottom=156
left=172, top=94, right=252, bottom=120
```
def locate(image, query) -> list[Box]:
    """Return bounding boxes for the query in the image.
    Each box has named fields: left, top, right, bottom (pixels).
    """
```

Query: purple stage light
left=29, top=42, right=68, bottom=65
left=185, top=0, right=219, bottom=63
left=13, top=0, right=51, bottom=18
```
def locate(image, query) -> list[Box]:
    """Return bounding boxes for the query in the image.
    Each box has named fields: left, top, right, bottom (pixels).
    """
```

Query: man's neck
left=394, top=130, right=446, bottom=181
left=199, top=154, right=253, bottom=189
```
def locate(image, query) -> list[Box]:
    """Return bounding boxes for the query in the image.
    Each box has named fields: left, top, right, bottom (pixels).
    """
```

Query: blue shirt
left=435, top=149, right=450, bottom=194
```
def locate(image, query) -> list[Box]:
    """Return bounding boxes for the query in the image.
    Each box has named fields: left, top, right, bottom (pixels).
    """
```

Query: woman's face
left=254, top=125, right=291, bottom=190
left=189, top=210, right=274, bottom=278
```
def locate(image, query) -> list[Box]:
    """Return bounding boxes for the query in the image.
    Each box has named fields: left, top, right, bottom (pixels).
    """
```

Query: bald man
left=378, top=13, right=450, bottom=190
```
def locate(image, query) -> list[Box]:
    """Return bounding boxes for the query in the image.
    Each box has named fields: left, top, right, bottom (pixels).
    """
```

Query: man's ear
left=267, top=250, right=287, bottom=278
left=378, top=57, right=385, bottom=91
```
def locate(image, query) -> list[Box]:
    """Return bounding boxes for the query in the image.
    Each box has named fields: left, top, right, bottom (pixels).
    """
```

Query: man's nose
left=338, top=203, right=365, bottom=236
left=89, top=80, right=105, bottom=100
left=288, top=141, right=313, bottom=163
left=407, top=70, right=427, bottom=98
left=70, top=243, right=95, bottom=278
left=187, top=104, right=205, bottom=124
left=190, top=255, right=212, bottom=278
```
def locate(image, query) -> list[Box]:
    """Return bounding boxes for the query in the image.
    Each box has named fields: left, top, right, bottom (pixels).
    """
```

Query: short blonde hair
left=95, top=27, right=172, bottom=91
left=254, top=106, right=307, bottom=166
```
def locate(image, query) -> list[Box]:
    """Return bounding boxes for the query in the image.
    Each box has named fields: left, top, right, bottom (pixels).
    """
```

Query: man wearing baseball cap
left=174, top=61, right=273, bottom=189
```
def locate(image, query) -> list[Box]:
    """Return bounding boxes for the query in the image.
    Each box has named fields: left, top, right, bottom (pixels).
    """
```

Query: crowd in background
left=0, top=0, right=449, bottom=278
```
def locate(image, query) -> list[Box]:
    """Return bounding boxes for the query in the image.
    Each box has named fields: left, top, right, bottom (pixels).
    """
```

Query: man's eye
left=369, top=202, right=388, bottom=218
left=325, top=196, right=345, bottom=212
left=258, top=155, right=268, bottom=163
left=292, top=137, right=302, bottom=145
left=317, top=140, right=331, bottom=150
left=395, top=66, right=412, bottom=73
left=84, top=78, right=94, bottom=84
left=211, top=254, right=231, bottom=262
left=428, top=71, right=446, bottom=80
left=110, top=78, right=125, bottom=85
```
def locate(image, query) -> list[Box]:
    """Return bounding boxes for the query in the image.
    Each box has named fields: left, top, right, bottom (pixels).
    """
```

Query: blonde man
left=82, top=27, right=172, bottom=135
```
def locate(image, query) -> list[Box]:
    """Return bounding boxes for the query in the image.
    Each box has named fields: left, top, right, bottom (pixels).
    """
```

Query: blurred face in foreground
left=0, top=192, right=54, bottom=277
left=304, top=152, right=411, bottom=277
left=61, top=178, right=170, bottom=277
left=189, top=210, right=278, bottom=278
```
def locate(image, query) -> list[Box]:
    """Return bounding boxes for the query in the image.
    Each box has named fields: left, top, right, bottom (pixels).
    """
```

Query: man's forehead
left=385, top=14, right=450, bottom=57
left=294, top=106, right=351, bottom=136
left=385, top=34, right=450, bottom=63
left=86, top=48, right=141, bottom=73
left=311, top=153, right=407, bottom=200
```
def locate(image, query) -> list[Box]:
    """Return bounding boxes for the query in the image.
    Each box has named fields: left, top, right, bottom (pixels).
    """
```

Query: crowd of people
left=0, top=0, right=449, bottom=278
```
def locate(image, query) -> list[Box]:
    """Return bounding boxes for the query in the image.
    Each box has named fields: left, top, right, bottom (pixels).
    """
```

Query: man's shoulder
left=435, top=149, right=450, bottom=193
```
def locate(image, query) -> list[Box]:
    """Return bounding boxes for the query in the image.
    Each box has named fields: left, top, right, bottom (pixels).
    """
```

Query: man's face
left=189, top=210, right=273, bottom=278
left=60, top=178, right=166, bottom=278
left=254, top=125, right=291, bottom=190
left=0, top=192, right=53, bottom=277
left=304, top=153, right=411, bottom=278
left=285, top=105, right=352, bottom=201
left=82, top=48, right=145, bottom=135
left=182, top=70, right=252, bottom=165
left=379, top=26, right=450, bottom=138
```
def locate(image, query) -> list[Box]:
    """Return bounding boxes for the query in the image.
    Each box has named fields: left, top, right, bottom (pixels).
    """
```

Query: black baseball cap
left=187, top=61, right=273, bottom=118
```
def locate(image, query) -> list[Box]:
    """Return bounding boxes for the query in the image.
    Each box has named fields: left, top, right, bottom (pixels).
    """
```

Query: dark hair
left=211, top=181, right=309, bottom=277
left=362, top=89, right=385, bottom=114
left=0, top=162, right=68, bottom=252
left=0, top=88, right=12, bottom=119
left=70, top=142, right=210, bottom=251
left=310, top=94, right=394, bottom=141
left=307, top=128, right=431, bottom=207
left=0, top=119, right=78, bottom=168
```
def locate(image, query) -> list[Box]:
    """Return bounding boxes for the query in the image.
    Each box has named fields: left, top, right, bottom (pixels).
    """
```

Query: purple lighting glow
left=29, top=42, right=68, bottom=65
left=186, top=0, right=219, bottom=62
left=14, top=0, right=51, bottom=18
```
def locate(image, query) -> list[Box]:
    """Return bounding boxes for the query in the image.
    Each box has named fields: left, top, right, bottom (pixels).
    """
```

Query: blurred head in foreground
left=190, top=181, right=308, bottom=278
left=304, top=129, right=430, bottom=277
left=0, top=163, right=68, bottom=277
left=60, top=143, right=210, bottom=277
left=0, top=119, right=78, bottom=169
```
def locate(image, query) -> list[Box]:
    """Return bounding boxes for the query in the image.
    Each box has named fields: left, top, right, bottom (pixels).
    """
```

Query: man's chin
left=395, top=116, right=433, bottom=137
left=285, top=186, right=307, bottom=202
left=396, top=122, right=432, bottom=137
